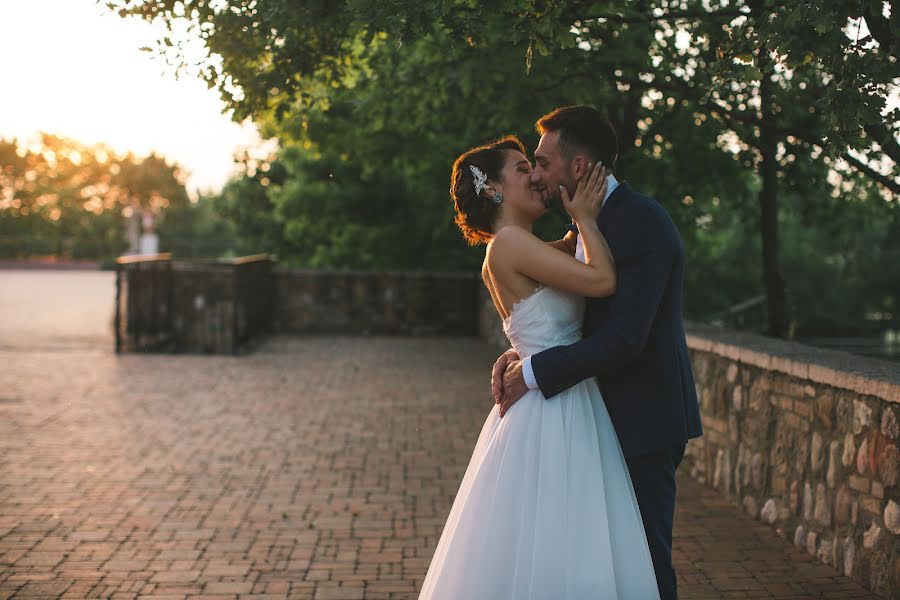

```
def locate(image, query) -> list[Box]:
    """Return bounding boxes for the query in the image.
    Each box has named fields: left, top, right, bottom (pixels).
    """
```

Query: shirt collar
left=566, top=173, right=621, bottom=237
left=602, top=173, right=619, bottom=209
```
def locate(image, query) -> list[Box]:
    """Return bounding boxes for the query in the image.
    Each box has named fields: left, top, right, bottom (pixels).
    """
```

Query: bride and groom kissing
left=419, top=105, right=704, bottom=599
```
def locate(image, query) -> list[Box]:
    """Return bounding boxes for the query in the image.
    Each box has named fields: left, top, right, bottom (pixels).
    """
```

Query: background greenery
left=1, top=0, right=897, bottom=346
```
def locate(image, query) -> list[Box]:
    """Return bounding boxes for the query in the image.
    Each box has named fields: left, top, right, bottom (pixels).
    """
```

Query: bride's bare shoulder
left=491, top=225, right=534, bottom=244
left=486, top=226, right=538, bottom=264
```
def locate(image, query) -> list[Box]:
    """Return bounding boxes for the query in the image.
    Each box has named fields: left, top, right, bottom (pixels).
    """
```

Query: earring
left=492, top=193, right=503, bottom=205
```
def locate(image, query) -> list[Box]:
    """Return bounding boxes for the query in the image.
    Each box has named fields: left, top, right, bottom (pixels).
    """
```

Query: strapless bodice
left=501, top=286, right=584, bottom=357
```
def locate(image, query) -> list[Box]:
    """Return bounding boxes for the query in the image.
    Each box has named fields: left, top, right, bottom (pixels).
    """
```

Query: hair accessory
left=469, top=165, right=488, bottom=196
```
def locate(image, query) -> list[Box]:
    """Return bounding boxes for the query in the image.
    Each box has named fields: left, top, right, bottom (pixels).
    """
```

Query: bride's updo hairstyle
left=450, top=135, right=526, bottom=245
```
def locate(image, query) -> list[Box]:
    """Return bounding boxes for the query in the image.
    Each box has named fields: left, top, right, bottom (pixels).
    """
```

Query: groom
left=492, top=105, right=703, bottom=600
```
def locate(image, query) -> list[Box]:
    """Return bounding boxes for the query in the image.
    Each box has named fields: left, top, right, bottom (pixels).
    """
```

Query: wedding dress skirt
left=419, top=286, right=660, bottom=600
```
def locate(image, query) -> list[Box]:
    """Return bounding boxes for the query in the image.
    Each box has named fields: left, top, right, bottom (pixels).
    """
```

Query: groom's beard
left=538, top=187, right=565, bottom=214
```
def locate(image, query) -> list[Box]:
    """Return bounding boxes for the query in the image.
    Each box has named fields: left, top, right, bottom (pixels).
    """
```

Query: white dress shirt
left=520, top=174, right=619, bottom=390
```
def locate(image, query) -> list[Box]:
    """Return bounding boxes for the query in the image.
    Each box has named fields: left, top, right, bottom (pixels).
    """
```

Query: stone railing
left=117, top=260, right=480, bottom=353
left=115, top=253, right=174, bottom=353
left=274, top=269, right=479, bottom=336
left=170, top=255, right=275, bottom=354
left=477, top=288, right=899, bottom=597
left=116, top=254, right=276, bottom=354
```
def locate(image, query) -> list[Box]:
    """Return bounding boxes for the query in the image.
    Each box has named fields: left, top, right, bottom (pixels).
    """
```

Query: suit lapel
left=586, top=181, right=632, bottom=334
left=598, top=181, right=631, bottom=235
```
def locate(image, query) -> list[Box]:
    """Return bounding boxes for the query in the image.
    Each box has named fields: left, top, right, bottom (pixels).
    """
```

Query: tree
left=664, top=0, right=899, bottom=335
left=0, top=134, right=190, bottom=259
left=108, top=0, right=898, bottom=339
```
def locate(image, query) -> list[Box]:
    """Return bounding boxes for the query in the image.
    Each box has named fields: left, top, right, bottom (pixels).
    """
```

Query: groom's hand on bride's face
left=499, top=360, right=528, bottom=418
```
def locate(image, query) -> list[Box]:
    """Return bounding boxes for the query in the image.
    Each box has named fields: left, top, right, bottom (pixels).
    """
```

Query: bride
left=418, top=135, right=660, bottom=599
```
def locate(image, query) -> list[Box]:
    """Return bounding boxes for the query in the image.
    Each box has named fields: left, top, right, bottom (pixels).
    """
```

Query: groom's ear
left=571, top=155, right=589, bottom=180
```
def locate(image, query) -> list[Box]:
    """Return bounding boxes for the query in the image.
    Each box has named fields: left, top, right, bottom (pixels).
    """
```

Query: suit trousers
left=625, top=443, right=686, bottom=600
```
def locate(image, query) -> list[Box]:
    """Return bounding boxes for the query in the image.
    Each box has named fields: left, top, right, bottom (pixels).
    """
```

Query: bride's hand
left=561, top=162, right=608, bottom=224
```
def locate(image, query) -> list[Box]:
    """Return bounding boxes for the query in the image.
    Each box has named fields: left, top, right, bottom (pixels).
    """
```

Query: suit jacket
left=530, top=182, right=703, bottom=458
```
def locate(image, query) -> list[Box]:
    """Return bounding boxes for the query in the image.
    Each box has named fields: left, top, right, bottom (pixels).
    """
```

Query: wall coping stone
left=686, top=321, right=900, bottom=404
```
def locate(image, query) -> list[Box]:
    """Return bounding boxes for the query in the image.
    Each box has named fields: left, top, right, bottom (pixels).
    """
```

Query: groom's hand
left=499, top=360, right=528, bottom=418
left=491, top=349, right=519, bottom=403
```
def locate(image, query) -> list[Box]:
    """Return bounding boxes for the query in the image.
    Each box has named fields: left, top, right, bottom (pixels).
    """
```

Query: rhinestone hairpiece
left=469, top=165, right=488, bottom=196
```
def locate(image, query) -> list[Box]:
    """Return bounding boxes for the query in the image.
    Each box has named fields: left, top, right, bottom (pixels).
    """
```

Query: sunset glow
left=0, top=0, right=266, bottom=195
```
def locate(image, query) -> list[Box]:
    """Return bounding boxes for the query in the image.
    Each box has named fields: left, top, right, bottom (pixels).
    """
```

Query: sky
left=0, top=1, right=893, bottom=198
left=0, top=0, right=268, bottom=196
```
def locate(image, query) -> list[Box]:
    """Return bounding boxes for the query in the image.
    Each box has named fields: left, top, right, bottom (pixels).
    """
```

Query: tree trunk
left=608, top=89, right=641, bottom=179
left=758, top=61, right=790, bottom=337
left=608, top=0, right=649, bottom=179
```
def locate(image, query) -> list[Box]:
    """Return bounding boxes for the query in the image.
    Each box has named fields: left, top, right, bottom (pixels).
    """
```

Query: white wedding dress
left=419, top=286, right=660, bottom=600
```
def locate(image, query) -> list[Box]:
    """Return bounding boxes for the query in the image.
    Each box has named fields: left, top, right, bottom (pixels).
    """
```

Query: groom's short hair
left=536, top=106, right=618, bottom=171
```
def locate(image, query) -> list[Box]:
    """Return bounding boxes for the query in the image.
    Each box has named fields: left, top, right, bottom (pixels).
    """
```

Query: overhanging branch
left=841, top=153, right=900, bottom=196
left=862, top=6, right=896, bottom=58
left=864, top=123, right=900, bottom=165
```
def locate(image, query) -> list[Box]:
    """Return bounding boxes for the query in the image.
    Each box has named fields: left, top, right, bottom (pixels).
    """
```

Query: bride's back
left=482, top=228, right=585, bottom=357
left=501, top=286, right=584, bottom=357
left=481, top=226, right=550, bottom=321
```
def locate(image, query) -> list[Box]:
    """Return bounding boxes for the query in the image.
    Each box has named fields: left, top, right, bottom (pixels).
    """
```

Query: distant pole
left=114, top=262, right=122, bottom=353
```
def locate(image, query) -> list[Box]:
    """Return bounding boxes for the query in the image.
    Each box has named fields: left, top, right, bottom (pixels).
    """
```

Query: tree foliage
left=106, top=0, right=899, bottom=339
left=0, top=134, right=189, bottom=259
left=108, top=1, right=897, bottom=167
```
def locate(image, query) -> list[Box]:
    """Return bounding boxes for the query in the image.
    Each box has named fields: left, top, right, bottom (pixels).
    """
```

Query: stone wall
left=170, top=261, right=240, bottom=353
left=125, top=260, right=479, bottom=354
left=169, top=257, right=275, bottom=354
left=477, top=291, right=900, bottom=597
left=274, top=269, right=479, bottom=336
left=685, top=324, right=900, bottom=597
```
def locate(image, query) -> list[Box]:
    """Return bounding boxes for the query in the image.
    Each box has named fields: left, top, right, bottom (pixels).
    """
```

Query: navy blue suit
left=530, top=182, right=703, bottom=600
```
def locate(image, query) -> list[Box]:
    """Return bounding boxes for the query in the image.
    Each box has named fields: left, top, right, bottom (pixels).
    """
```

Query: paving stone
left=0, top=337, right=884, bottom=599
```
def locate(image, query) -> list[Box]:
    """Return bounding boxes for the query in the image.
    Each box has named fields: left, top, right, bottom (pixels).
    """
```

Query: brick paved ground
left=0, top=337, right=883, bottom=599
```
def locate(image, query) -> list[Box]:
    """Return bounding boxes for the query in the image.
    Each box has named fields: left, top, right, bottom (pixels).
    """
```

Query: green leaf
left=743, top=66, right=763, bottom=81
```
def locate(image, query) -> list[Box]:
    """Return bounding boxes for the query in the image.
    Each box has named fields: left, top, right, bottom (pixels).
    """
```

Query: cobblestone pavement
left=0, top=337, right=883, bottom=599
